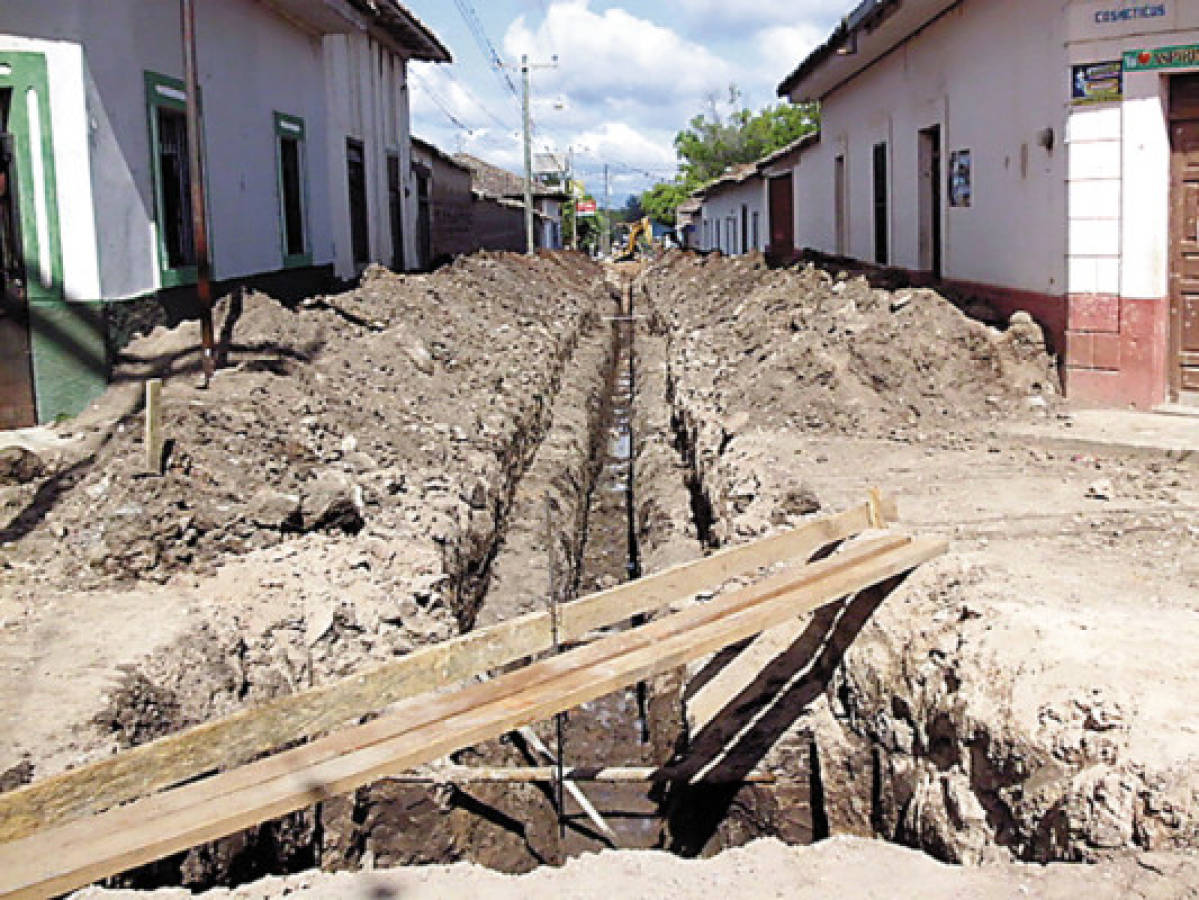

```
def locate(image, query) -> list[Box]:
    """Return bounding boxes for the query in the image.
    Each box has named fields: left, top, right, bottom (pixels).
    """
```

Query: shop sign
left=1124, top=44, right=1199, bottom=71
left=1094, top=3, right=1165, bottom=24
left=1071, top=61, right=1123, bottom=104
left=576, top=199, right=597, bottom=216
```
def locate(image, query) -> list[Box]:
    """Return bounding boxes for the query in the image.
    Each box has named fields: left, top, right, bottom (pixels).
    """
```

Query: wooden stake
left=144, top=379, right=163, bottom=475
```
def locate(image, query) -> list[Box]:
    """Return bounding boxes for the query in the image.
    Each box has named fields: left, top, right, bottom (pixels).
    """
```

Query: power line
left=410, top=71, right=474, bottom=134
left=451, top=0, right=522, bottom=108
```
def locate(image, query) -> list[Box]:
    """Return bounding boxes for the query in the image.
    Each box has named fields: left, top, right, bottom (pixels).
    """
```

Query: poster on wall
left=1124, top=43, right=1199, bottom=71
left=1071, top=61, right=1123, bottom=104
left=948, top=150, right=971, bottom=208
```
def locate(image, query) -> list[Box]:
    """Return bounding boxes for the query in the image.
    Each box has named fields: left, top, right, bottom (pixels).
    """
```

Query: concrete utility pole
left=602, top=163, right=610, bottom=256
left=521, top=55, right=534, bottom=256
left=181, top=0, right=214, bottom=384
left=513, top=53, right=557, bottom=256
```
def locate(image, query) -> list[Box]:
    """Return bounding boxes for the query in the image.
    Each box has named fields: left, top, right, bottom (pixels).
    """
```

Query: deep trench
left=106, top=273, right=806, bottom=891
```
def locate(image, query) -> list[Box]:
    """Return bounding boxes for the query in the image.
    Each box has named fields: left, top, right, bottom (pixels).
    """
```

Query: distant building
left=698, top=164, right=764, bottom=256
left=0, top=0, right=449, bottom=426
left=410, top=136, right=474, bottom=267
left=676, top=197, right=702, bottom=249
left=452, top=153, right=566, bottom=250
left=776, top=0, right=1199, bottom=408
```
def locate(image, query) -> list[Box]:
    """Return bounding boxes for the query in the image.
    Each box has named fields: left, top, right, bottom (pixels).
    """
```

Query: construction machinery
left=613, top=216, right=656, bottom=262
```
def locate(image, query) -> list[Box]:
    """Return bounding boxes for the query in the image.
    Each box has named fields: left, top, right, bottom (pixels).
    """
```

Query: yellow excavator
left=613, top=216, right=657, bottom=262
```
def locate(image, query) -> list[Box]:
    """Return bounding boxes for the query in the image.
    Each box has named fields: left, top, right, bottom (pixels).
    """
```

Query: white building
left=777, top=0, right=1199, bottom=408
left=696, top=164, right=766, bottom=256
left=0, top=0, right=447, bottom=426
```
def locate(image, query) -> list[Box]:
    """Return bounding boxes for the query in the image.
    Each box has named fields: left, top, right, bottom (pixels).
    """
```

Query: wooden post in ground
left=144, top=379, right=163, bottom=474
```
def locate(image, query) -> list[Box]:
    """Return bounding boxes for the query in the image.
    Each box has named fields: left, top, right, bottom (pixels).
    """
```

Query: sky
left=405, top=1, right=849, bottom=206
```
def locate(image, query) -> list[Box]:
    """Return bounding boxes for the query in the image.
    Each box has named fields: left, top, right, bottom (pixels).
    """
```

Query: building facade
left=778, top=0, right=1199, bottom=408
left=696, top=164, right=765, bottom=256
left=452, top=153, right=565, bottom=251
left=410, top=136, right=474, bottom=267
left=0, top=0, right=447, bottom=426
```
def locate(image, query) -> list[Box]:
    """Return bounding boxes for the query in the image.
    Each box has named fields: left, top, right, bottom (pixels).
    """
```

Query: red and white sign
left=576, top=199, right=597, bottom=216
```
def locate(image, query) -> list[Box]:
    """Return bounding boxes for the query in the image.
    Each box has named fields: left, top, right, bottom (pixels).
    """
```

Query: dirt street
left=0, top=249, right=1196, bottom=895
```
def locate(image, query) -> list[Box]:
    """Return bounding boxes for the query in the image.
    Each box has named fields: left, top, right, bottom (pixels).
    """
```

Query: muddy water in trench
left=554, top=309, right=667, bottom=854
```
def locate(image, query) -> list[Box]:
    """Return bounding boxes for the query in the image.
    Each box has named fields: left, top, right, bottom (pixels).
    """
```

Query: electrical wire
left=451, top=0, right=522, bottom=107
left=410, top=71, right=474, bottom=133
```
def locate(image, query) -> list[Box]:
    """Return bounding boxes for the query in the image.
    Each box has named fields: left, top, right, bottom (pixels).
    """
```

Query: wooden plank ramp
left=0, top=497, right=941, bottom=899
left=0, top=492, right=895, bottom=846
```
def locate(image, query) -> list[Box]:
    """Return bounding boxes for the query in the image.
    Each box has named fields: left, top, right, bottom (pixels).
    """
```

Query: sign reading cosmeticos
left=1124, top=44, right=1199, bottom=71
left=1095, top=4, right=1165, bottom=23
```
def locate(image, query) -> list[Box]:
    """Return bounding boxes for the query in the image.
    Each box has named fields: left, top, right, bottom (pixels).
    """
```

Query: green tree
left=639, top=85, right=819, bottom=226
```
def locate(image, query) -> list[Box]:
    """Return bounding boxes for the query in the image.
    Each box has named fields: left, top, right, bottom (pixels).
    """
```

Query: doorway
left=1169, top=75, right=1199, bottom=401
left=346, top=139, right=369, bottom=268
left=414, top=165, right=431, bottom=269
left=918, top=125, right=942, bottom=278
left=872, top=142, right=888, bottom=266
left=0, top=87, right=37, bottom=429
left=767, top=173, right=794, bottom=261
left=834, top=154, right=847, bottom=256
left=387, top=152, right=404, bottom=270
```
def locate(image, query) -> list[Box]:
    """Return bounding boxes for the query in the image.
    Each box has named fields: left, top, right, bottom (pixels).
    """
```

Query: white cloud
left=659, top=0, right=849, bottom=36
left=755, top=23, right=827, bottom=86
left=503, top=1, right=733, bottom=113
left=571, top=121, right=676, bottom=170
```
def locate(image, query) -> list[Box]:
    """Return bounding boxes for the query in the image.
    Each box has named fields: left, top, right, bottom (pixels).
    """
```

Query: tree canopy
left=640, top=86, right=819, bottom=226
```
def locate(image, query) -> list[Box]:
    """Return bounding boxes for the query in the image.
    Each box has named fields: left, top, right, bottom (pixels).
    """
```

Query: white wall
left=1064, top=0, right=1199, bottom=302
left=790, top=0, right=1068, bottom=295
left=323, top=32, right=415, bottom=278
left=2, top=0, right=334, bottom=299
left=700, top=178, right=765, bottom=255
left=0, top=34, right=99, bottom=303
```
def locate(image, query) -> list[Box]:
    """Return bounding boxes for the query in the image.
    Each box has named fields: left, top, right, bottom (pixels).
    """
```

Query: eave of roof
left=776, top=0, right=910, bottom=98
left=756, top=131, right=820, bottom=170
left=345, top=0, right=451, bottom=62
left=412, top=135, right=471, bottom=173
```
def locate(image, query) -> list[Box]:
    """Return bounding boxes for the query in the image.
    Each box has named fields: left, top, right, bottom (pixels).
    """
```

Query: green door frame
left=0, top=52, right=63, bottom=305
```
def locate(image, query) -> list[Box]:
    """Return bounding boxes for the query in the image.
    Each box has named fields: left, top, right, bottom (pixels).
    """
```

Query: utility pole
left=521, top=55, right=534, bottom=256
left=510, top=53, right=557, bottom=256
left=602, top=163, right=610, bottom=257
left=181, top=0, right=214, bottom=384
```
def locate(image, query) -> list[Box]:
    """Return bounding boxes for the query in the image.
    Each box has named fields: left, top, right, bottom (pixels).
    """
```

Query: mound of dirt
left=643, top=251, right=1058, bottom=440
left=0, top=251, right=608, bottom=792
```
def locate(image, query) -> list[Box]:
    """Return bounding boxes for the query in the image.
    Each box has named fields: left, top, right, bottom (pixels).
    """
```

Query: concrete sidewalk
left=1007, top=407, right=1199, bottom=457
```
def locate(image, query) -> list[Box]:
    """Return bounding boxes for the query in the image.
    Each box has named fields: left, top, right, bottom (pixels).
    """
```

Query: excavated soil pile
left=0, top=252, right=613, bottom=886
left=635, top=251, right=1199, bottom=867
left=644, top=250, right=1057, bottom=442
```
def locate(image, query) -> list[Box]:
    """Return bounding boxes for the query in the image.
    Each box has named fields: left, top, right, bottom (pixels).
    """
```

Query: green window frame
left=273, top=112, right=311, bottom=268
left=145, top=70, right=207, bottom=288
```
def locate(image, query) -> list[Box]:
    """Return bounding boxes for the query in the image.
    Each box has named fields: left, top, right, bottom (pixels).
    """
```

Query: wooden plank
left=0, top=533, right=944, bottom=898
left=144, top=378, right=163, bottom=475
left=687, top=617, right=812, bottom=734
left=0, top=494, right=894, bottom=843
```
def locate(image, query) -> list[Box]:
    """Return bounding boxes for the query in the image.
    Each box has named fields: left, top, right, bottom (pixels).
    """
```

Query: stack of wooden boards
left=0, top=492, right=946, bottom=898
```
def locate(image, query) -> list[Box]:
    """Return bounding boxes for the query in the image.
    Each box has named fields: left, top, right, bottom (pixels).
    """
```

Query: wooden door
left=0, top=130, right=36, bottom=429
left=1169, top=77, right=1199, bottom=399
left=768, top=173, right=793, bottom=261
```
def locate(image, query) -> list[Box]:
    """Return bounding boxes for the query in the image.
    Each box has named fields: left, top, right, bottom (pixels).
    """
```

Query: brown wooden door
left=768, top=173, right=793, bottom=261
left=0, top=130, right=36, bottom=429
left=1170, top=78, right=1199, bottom=399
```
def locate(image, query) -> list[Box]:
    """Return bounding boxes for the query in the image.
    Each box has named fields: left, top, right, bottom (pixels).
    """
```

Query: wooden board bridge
left=0, top=492, right=946, bottom=898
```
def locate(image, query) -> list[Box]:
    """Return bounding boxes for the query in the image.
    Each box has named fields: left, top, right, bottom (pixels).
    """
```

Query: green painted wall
left=28, top=299, right=106, bottom=421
